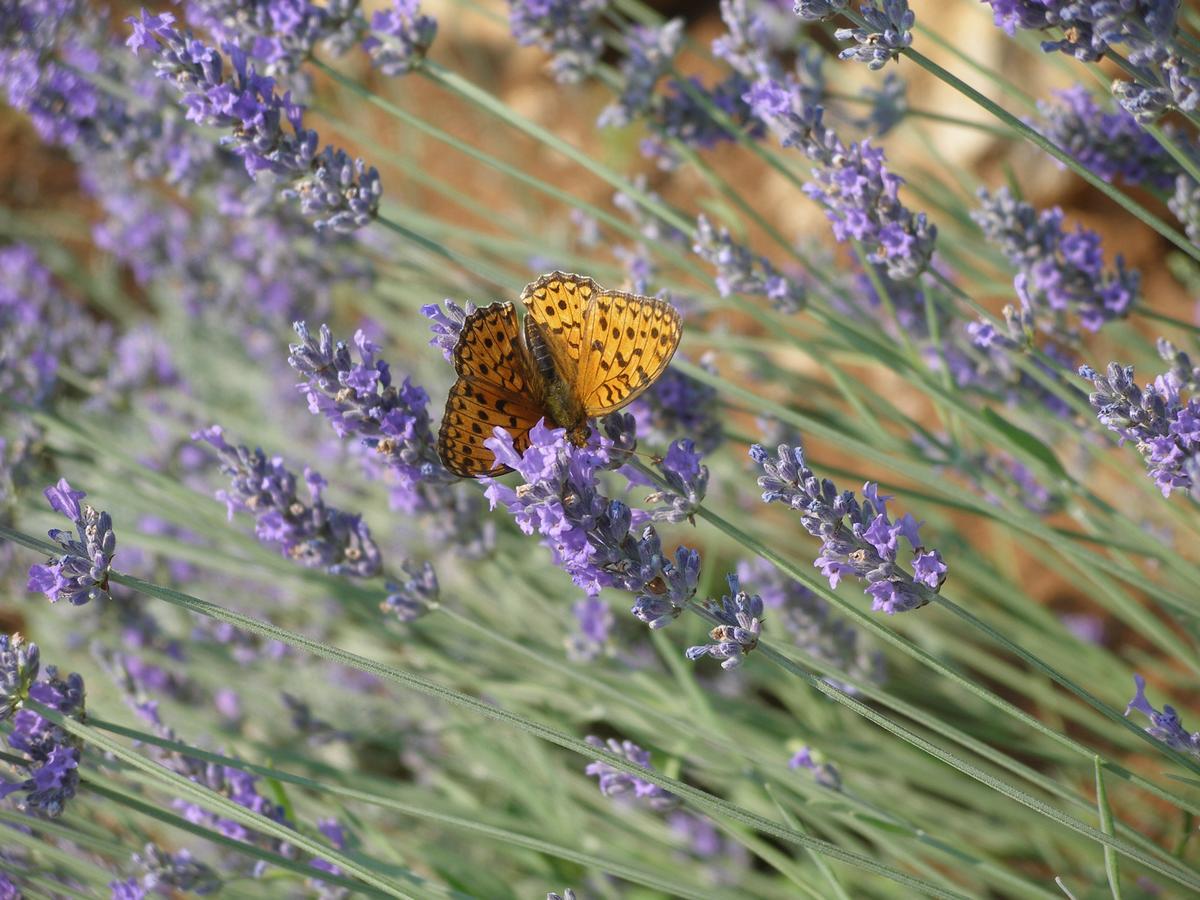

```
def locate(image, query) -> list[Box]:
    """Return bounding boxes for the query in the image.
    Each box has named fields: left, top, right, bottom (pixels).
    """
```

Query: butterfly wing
left=576, top=288, right=682, bottom=415
left=520, top=271, right=597, bottom=384
left=437, top=302, right=544, bottom=477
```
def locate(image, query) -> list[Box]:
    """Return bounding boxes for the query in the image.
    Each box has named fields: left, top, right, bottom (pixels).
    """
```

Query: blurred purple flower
left=1034, top=85, right=1176, bottom=188
left=598, top=19, right=683, bottom=128
left=585, top=735, right=679, bottom=810
left=508, top=0, right=607, bottom=84
left=789, top=745, right=842, bottom=789
left=628, top=357, right=723, bottom=453
left=381, top=559, right=439, bottom=622
left=694, top=214, right=806, bottom=313
left=127, top=11, right=380, bottom=231
left=193, top=425, right=382, bottom=576
left=362, top=0, right=437, bottom=75
left=973, top=187, right=1138, bottom=334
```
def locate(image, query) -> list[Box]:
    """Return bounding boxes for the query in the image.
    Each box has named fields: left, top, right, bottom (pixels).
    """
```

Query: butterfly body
left=437, top=272, right=682, bottom=477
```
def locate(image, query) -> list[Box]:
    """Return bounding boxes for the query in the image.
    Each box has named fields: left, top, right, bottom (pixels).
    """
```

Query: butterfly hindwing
left=438, top=377, right=542, bottom=477
left=438, top=302, right=543, bottom=477
left=578, top=288, right=681, bottom=415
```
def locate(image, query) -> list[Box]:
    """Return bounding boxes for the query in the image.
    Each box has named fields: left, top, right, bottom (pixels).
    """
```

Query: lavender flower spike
left=288, top=322, right=448, bottom=493
left=1125, top=675, right=1200, bottom=760
left=507, top=0, right=608, bottom=84
left=362, top=0, right=438, bottom=76
left=0, top=636, right=86, bottom=818
left=694, top=215, right=806, bottom=313
left=422, top=299, right=477, bottom=362
left=1078, top=360, right=1200, bottom=499
left=686, top=572, right=764, bottom=670
left=27, top=478, right=116, bottom=606
left=126, top=11, right=381, bottom=232
left=584, top=735, right=679, bottom=810
left=381, top=560, right=439, bottom=622
left=194, top=426, right=382, bottom=577
left=750, top=443, right=945, bottom=613
left=485, top=420, right=701, bottom=617
left=835, top=0, right=914, bottom=70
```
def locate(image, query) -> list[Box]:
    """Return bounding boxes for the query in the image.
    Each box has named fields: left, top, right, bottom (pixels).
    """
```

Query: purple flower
left=1034, top=85, right=1176, bottom=189
left=981, top=0, right=1195, bottom=121
left=1079, top=354, right=1200, bottom=499
left=289, top=322, right=448, bottom=502
left=789, top=746, right=842, bottom=789
left=484, top=419, right=701, bottom=627
left=598, top=19, right=683, bottom=128
left=685, top=572, right=764, bottom=670
left=1125, top=674, right=1200, bottom=760
left=381, top=560, right=439, bottom=622
left=737, top=557, right=885, bottom=689
left=751, top=443, right=945, bottom=613
left=628, top=358, right=723, bottom=453
left=362, top=0, right=437, bottom=76
left=133, top=843, right=220, bottom=895
left=507, top=0, right=608, bottom=84
left=794, top=0, right=849, bottom=19
left=584, top=735, right=679, bottom=810
left=126, top=11, right=380, bottom=232
left=27, top=479, right=117, bottom=606
left=421, top=299, right=477, bottom=362
left=0, top=637, right=85, bottom=818
left=834, top=0, right=914, bottom=70
left=1170, top=169, right=1200, bottom=246
left=973, top=187, right=1139, bottom=335
left=0, top=244, right=107, bottom=408
left=694, top=215, right=806, bottom=313
left=193, top=425, right=382, bottom=576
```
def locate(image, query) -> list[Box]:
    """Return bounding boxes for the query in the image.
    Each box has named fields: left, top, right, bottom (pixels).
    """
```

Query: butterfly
left=437, top=271, right=682, bottom=477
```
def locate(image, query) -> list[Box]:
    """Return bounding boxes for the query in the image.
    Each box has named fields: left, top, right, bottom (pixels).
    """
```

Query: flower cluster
left=184, top=0, right=361, bottom=74
left=1125, top=675, right=1200, bottom=760
left=1171, top=170, right=1200, bottom=246
left=584, top=735, right=679, bottom=810
left=0, top=243, right=109, bottom=408
left=194, top=425, right=382, bottom=576
left=982, top=0, right=1196, bottom=121
left=738, top=556, right=885, bottom=688
left=628, top=358, right=724, bottom=454
left=1034, top=86, right=1176, bottom=189
left=1078, top=351, right=1200, bottom=499
left=973, top=187, right=1138, bottom=334
left=422, top=299, right=477, bottom=361
left=507, top=0, right=608, bottom=84
left=751, top=443, right=947, bottom=614
left=381, top=559, right=439, bottom=622
left=113, top=843, right=221, bottom=897
left=639, top=439, right=709, bottom=524
left=127, top=11, right=381, bottom=232
left=361, top=0, right=438, bottom=76
left=288, top=322, right=449, bottom=507
left=694, top=214, right=807, bottom=313
left=598, top=20, right=683, bottom=128
left=834, top=0, right=914, bottom=70
left=27, top=479, right=117, bottom=606
left=0, top=634, right=85, bottom=818
left=686, top=572, right=764, bottom=670
left=483, top=421, right=701, bottom=627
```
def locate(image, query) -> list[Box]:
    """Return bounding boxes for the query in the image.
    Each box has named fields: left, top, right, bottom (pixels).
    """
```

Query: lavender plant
left=2, top=0, right=1200, bottom=896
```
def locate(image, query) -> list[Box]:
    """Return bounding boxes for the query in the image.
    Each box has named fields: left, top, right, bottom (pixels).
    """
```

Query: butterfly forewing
left=578, top=288, right=681, bottom=415
left=437, top=302, right=544, bottom=477
left=520, top=272, right=595, bottom=383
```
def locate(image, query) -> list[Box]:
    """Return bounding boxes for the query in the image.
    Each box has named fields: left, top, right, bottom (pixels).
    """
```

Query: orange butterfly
left=437, top=272, right=683, bottom=477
